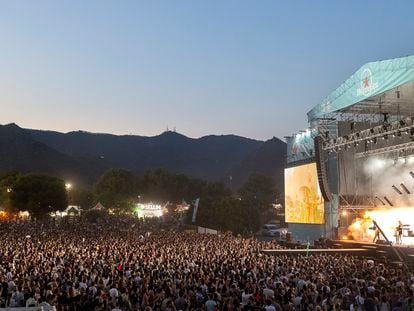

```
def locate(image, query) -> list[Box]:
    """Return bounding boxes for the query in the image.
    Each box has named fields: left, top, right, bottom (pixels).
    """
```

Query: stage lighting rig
left=400, top=183, right=411, bottom=194
left=392, top=185, right=403, bottom=195
left=383, top=196, right=394, bottom=207
left=375, top=196, right=386, bottom=205
left=322, top=117, right=414, bottom=152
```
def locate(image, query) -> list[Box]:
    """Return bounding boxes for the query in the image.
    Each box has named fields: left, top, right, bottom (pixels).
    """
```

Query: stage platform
left=262, top=248, right=369, bottom=256
left=261, top=239, right=414, bottom=266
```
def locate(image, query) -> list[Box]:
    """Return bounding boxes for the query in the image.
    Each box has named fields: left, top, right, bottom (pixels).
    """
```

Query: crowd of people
left=0, top=217, right=413, bottom=311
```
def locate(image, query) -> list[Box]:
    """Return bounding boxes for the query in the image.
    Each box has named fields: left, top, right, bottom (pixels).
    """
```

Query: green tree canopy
left=68, top=187, right=95, bottom=209
left=0, top=171, right=21, bottom=212
left=94, top=169, right=136, bottom=209
left=237, top=173, right=278, bottom=232
left=10, top=174, right=68, bottom=218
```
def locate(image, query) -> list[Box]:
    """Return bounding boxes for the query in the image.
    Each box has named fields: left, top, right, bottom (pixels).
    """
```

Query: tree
left=11, top=174, right=68, bottom=218
left=237, top=173, right=278, bottom=232
left=68, top=187, right=95, bottom=209
left=0, top=171, right=21, bottom=212
left=94, top=169, right=136, bottom=209
left=140, top=169, right=206, bottom=203
left=192, top=181, right=233, bottom=230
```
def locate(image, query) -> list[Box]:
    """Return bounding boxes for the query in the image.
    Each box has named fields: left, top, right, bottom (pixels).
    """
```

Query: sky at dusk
left=1, top=1, right=414, bottom=140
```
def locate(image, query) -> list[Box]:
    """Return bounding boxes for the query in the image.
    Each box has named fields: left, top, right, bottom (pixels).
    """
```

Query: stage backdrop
left=285, top=162, right=325, bottom=224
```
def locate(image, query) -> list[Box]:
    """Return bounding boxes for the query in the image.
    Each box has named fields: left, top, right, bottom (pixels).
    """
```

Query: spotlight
left=383, top=196, right=394, bottom=207
left=341, top=210, right=347, bottom=216
left=409, top=171, right=414, bottom=179
left=400, top=183, right=411, bottom=194
left=392, top=185, right=403, bottom=195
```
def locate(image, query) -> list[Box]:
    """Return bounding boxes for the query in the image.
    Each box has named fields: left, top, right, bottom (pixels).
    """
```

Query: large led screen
left=285, top=162, right=324, bottom=224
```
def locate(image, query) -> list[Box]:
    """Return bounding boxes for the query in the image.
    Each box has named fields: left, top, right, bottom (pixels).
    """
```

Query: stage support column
left=324, top=194, right=339, bottom=239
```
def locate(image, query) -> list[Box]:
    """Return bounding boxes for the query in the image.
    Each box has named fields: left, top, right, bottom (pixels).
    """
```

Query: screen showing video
left=285, top=162, right=324, bottom=224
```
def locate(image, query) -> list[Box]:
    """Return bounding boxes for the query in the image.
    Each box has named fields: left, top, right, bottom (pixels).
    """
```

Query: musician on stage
left=372, top=223, right=380, bottom=243
left=396, top=221, right=403, bottom=245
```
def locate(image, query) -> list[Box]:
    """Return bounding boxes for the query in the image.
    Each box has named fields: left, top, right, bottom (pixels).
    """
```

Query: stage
left=284, top=55, right=414, bottom=244
left=328, top=239, right=414, bottom=265
left=261, top=239, right=414, bottom=266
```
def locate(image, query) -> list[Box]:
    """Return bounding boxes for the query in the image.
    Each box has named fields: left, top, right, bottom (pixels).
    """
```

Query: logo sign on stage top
left=285, top=162, right=324, bottom=224
left=356, top=68, right=379, bottom=97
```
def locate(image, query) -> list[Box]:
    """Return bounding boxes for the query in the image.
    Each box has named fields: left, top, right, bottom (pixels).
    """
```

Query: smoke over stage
left=346, top=208, right=414, bottom=246
left=334, top=117, right=414, bottom=248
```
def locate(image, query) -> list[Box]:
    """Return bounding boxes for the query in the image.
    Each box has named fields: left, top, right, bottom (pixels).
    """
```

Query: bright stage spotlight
left=400, top=183, right=411, bottom=194
left=392, top=185, right=403, bottom=195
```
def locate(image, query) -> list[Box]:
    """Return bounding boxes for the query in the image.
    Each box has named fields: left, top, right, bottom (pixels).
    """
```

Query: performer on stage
left=372, top=223, right=380, bottom=243
left=396, top=221, right=403, bottom=245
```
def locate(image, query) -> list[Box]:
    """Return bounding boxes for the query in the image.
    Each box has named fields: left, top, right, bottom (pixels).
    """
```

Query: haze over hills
left=0, top=123, right=286, bottom=190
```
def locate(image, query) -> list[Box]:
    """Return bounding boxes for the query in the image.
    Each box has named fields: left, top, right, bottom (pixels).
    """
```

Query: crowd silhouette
left=0, top=217, right=413, bottom=311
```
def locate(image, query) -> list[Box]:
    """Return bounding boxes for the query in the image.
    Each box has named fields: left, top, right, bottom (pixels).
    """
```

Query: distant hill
left=0, top=123, right=108, bottom=185
left=228, top=137, right=286, bottom=192
left=0, top=123, right=286, bottom=189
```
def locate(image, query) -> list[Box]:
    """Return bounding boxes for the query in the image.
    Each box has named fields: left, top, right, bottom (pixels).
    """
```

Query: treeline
left=0, top=169, right=282, bottom=233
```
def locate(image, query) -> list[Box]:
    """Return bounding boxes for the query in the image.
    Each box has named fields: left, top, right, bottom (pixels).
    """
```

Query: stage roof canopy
left=308, top=55, right=414, bottom=122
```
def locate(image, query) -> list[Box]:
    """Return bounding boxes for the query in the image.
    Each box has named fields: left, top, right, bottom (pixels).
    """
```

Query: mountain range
left=0, top=123, right=286, bottom=190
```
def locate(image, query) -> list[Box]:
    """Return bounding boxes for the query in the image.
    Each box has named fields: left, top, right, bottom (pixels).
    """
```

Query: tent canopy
left=92, top=202, right=105, bottom=210
left=307, top=55, right=414, bottom=122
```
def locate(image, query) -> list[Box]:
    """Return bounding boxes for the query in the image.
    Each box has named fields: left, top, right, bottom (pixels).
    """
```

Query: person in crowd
left=0, top=216, right=412, bottom=311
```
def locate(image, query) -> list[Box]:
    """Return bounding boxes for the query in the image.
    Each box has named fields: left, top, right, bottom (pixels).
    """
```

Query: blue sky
left=1, top=1, right=413, bottom=140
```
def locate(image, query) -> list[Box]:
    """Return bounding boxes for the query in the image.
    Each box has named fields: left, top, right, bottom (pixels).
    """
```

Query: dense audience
left=0, top=217, right=413, bottom=311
